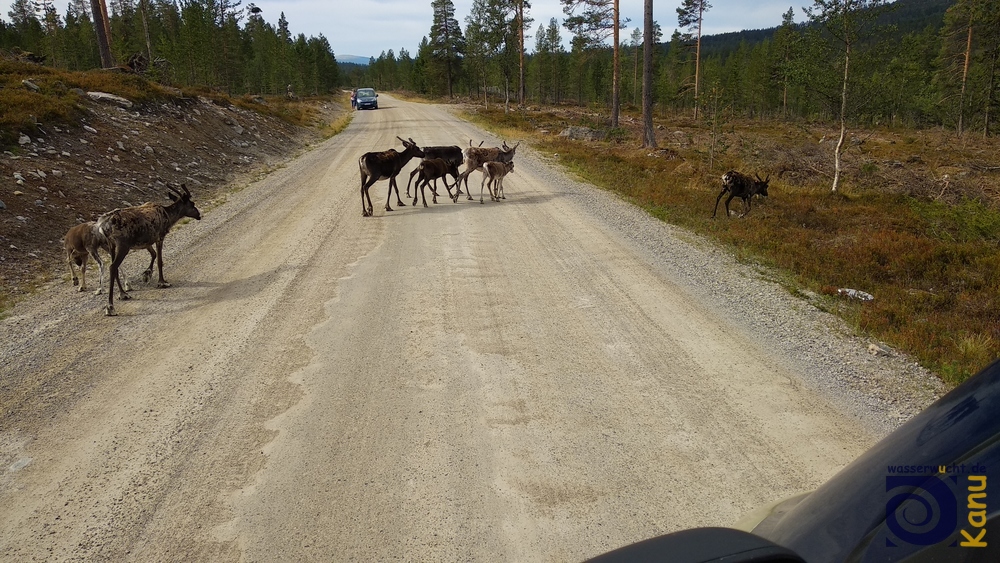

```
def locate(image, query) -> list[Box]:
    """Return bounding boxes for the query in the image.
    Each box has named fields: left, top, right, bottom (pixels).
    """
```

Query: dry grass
left=466, top=105, right=1000, bottom=385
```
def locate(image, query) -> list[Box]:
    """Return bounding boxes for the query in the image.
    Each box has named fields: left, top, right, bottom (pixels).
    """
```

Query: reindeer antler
left=167, top=184, right=183, bottom=198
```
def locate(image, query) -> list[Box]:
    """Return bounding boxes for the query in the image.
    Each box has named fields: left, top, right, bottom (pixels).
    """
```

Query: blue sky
left=255, top=0, right=809, bottom=60
left=3, top=0, right=812, bottom=61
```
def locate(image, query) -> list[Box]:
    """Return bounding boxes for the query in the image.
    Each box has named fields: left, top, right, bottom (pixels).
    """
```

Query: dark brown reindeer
left=358, top=137, right=425, bottom=216
left=711, top=171, right=770, bottom=219
left=455, top=140, right=519, bottom=202
left=412, top=158, right=462, bottom=207
left=405, top=145, right=463, bottom=198
left=96, top=184, right=201, bottom=316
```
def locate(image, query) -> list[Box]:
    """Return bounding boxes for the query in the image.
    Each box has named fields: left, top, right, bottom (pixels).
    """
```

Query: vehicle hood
left=756, top=358, right=1000, bottom=562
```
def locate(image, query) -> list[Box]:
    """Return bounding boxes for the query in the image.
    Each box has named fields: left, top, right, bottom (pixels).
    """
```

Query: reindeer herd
left=359, top=137, right=519, bottom=216
left=62, top=133, right=769, bottom=317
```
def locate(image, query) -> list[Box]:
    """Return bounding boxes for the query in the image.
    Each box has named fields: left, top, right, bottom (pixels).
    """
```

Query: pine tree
left=429, top=0, right=466, bottom=98
left=561, top=0, right=626, bottom=126
left=676, top=0, right=710, bottom=120
left=641, top=0, right=655, bottom=148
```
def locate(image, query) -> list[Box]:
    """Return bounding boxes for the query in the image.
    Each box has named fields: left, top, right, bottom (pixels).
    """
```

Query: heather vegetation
left=464, top=104, right=999, bottom=385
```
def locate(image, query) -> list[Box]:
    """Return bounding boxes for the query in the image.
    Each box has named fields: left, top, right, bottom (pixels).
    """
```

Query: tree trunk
left=140, top=0, right=153, bottom=65
left=518, top=0, right=525, bottom=106
left=90, top=0, right=114, bottom=68
left=642, top=0, right=656, bottom=148
left=611, top=0, right=620, bottom=128
left=833, top=41, right=851, bottom=192
left=693, top=3, right=704, bottom=120
left=957, top=17, right=974, bottom=136
left=634, top=42, right=639, bottom=106
left=985, top=46, right=997, bottom=138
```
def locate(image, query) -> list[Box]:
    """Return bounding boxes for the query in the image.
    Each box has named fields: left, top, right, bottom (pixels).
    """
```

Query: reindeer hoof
left=120, top=292, right=132, bottom=301
left=158, top=282, right=172, bottom=289
left=105, top=305, right=117, bottom=316
left=72, top=277, right=79, bottom=286
left=94, top=288, right=104, bottom=296
left=142, top=270, right=152, bottom=283
left=77, top=285, right=86, bottom=292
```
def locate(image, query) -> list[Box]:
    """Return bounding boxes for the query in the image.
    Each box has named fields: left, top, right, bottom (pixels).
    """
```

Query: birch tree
left=804, top=0, right=889, bottom=192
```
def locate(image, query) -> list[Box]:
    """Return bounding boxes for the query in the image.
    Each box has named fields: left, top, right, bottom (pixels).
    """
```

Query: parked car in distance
left=356, top=88, right=378, bottom=110
left=589, top=358, right=1000, bottom=563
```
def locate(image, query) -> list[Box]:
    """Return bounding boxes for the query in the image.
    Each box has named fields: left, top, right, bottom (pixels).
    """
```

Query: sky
left=2, top=0, right=810, bottom=61
left=255, top=0, right=808, bottom=60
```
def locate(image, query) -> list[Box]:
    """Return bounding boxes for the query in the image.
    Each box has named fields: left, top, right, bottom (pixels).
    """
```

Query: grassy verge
left=464, top=105, right=1000, bottom=386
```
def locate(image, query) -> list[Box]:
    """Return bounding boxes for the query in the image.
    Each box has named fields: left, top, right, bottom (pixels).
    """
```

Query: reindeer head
left=167, top=184, right=201, bottom=220
left=397, top=136, right=425, bottom=159
left=754, top=174, right=770, bottom=198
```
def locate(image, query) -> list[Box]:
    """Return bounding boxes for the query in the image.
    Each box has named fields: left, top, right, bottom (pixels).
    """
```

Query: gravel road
left=0, top=94, right=946, bottom=561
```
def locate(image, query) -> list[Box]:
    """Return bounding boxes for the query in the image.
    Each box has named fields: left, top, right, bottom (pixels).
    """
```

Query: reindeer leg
left=431, top=179, right=438, bottom=205
left=155, top=241, right=171, bottom=288
left=724, top=194, right=738, bottom=218
left=106, top=246, right=129, bottom=315
left=68, top=253, right=81, bottom=289
left=406, top=168, right=418, bottom=198
left=444, top=174, right=457, bottom=201
left=92, top=248, right=105, bottom=295
left=393, top=177, right=406, bottom=208
left=142, top=246, right=156, bottom=283
left=711, top=189, right=728, bottom=219
left=361, top=173, right=375, bottom=217
left=79, top=255, right=88, bottom=292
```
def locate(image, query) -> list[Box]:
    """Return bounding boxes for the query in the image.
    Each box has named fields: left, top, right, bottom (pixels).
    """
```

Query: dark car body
left=356, top=88, right=377, bottom=110
left=590, top=358, right=1000, bottom=563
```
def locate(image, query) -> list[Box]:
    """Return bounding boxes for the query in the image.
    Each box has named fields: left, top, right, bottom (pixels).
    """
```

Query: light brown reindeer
left=454, top=140, right=519, bottom=202
left=481, top=160, right=514, bottom=204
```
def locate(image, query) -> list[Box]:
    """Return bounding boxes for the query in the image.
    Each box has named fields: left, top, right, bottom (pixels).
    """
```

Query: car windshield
left=358, top=89, right=375, bottom=97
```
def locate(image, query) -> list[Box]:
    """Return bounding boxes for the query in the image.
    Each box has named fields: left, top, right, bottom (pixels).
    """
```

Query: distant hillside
left=698, top=0, right=952, bottom=57
left=338, top=55, right=371, bottom=66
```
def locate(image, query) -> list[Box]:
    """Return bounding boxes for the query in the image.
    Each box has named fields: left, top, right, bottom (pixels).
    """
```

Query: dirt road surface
left=0, top=95, right=937, bottom=561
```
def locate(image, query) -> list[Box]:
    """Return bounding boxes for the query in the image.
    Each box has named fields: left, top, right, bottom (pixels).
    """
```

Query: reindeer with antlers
left=96, top=184, right=201, bottom=316
left=358, top=137, right=425, bottom=216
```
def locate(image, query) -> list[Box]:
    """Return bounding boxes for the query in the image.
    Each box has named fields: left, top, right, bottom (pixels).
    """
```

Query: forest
left=1, top=0, right=340, bottom=97
left=2, top=0, right=997, bottom=136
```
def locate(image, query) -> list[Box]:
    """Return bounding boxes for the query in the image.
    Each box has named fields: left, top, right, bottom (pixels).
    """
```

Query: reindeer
left=712, top=171, right=770, bottom=219
left=64, top=221, right=107, bottom=294
left=455, top=140, right=519, bottom=202
left=64, top=222, right=155, bottom=294
left=359, top=137, right=425, bottom=216
left=412, top=158, right=462, bottom=207
left=481, top=160, right=515, bottom=204
left=405, top=145, right=463, bottom=198
left=96, top=184, right=201, bottom=316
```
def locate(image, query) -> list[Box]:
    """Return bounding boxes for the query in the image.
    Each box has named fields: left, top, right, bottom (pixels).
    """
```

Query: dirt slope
left=0, top=94, right=942, bottom=561
left=0, top=92, right=333, bottom=303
